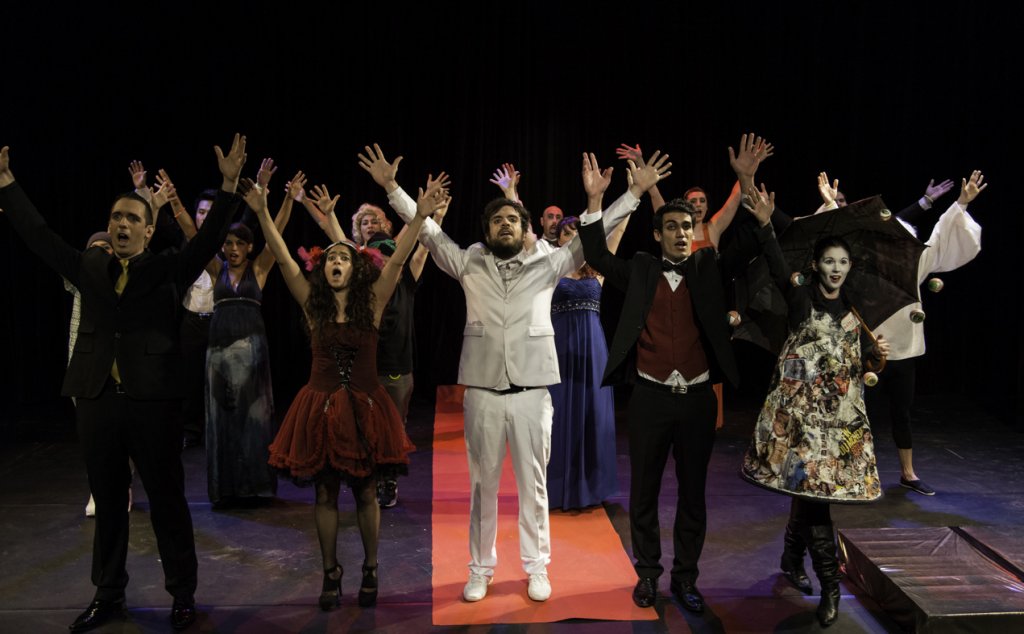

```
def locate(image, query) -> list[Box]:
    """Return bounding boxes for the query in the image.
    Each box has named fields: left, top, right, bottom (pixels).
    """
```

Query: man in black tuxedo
left=580, top=177, right=776, bottom=612
left=0, top=135, right=246, bottom=632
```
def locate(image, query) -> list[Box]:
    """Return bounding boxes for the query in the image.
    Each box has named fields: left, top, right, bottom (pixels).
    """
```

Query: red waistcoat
left=636, top=275, right=709, bottom=382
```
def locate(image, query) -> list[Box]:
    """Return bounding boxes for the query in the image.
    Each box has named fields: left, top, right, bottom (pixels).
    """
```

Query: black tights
left=314, top=471, right=380, bottom=572
left=790, top=497, right=832, bottom=528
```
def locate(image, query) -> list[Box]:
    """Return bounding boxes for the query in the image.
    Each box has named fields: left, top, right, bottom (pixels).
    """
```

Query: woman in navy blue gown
left=547, top=215, right=629, bottom=510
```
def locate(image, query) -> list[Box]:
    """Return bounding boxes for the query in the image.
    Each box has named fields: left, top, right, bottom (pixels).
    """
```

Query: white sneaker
left=85, top=495, right=96, bottom=518
left=463, top=573, right=491, bottom=602
left=528, top=572, right=551, bottom=602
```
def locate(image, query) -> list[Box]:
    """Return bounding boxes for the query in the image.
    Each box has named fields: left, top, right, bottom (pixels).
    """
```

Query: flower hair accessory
left=308, top=240, right=388, bottom=272
left=297, top=245, right=324, bottom=272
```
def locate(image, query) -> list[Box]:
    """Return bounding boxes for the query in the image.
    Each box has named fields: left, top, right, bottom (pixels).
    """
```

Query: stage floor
left=1, top=391, right=1021, bottom=633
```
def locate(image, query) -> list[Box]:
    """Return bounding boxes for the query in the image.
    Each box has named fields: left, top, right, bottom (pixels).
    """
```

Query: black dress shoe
left=670, top=580, right=705, bottom=613
left=170, top=599, right=197, bottom=630
left=69, top=598, right=126, bottom=632
left=632, top=577, right=657, bottom=608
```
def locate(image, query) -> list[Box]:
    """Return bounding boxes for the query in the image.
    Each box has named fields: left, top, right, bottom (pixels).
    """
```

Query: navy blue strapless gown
left=547, top=277, right=617, bottom=509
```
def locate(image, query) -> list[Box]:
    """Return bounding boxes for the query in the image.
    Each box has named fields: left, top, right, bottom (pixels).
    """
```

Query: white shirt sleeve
left=918, top=201, right=982, bottom=282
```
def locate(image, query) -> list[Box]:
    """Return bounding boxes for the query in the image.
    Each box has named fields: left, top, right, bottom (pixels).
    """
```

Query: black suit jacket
left=0, top=182, right=239, bottom=400
left=580, top=215, right=777, bottom=388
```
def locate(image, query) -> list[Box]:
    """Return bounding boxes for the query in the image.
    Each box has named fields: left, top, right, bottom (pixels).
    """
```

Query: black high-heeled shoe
left=319, top=565, right=343, bottom=611
left=358, top=563, right=378, bottom=607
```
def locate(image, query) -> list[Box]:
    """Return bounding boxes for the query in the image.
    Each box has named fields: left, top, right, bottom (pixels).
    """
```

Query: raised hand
left=924, top=178, right=955, bottom=203
left=128, top=160, right=148, bottom=190
left=489, top=163, right=520, bottom=198
left=240, top=177, right=268, bottom=214
left=214, top=133, right=247, bottom=192
left=433, top=192, right=451, bottom=223
left=285, top=170, right=308, bottom=202
left=308, top=184, right=340, bottom=216
left=957, top=170, right=988, bottom=206
left=417, top=178, right=449, bottom=218
left=753, top=136, right=774, bottom=162
left=627, top=150, right=671, bottom=196
left=0, top=146, right=12, bottom=188
left=151, top=172, right=176, bottom=209
left=357, top=143, right=402, bottom=191
left=728, top=133, right=765, bottom=182
left=744, top=183, right=776, bottom=226
left=817, top=171, right=839, bottom=206
left=155, top=169, right=180, bottom=202
left=615, top=143, right=645, bottom=165
left=256, top=157, right=278, bottom=189
left=427, top=171, right=452, bottom=193
left=582, top=152, right=614, bottom=199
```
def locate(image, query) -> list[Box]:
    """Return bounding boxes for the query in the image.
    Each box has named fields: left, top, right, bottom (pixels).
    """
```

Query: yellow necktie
left=111, top=259, right=129, bottom=383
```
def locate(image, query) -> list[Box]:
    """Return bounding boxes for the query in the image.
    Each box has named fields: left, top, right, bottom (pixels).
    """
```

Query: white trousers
left=464, top=387, right=552, bottom=576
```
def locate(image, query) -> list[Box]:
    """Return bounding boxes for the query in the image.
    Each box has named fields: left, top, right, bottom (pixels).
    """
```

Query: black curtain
left=1, top=4, right=1017, bottom=428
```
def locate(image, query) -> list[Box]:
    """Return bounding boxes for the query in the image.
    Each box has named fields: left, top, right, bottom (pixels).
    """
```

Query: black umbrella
left=777, top=195, right=925, bottom=331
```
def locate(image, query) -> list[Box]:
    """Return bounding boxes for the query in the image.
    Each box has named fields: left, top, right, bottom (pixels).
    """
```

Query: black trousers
left=865, top=357, right=916, bottom=449
left=179, top=311, right=211, bottom=441
left=76, top=382, right=198, bottom=602
left=627, top=380, right=717, bottom=583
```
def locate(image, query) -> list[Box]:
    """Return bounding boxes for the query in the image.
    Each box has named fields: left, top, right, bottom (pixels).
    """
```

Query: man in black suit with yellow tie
left=0, top=135, right=246, bottom=632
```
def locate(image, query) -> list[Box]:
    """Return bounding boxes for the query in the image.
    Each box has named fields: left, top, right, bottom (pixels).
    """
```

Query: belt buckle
left=113, top=381, right=127, bottom=395
left=671, top=384, right=689, bottom=395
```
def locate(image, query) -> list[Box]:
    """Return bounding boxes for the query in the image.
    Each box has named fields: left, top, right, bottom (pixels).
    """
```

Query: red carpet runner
left=430, top=385, right=656, bottom=625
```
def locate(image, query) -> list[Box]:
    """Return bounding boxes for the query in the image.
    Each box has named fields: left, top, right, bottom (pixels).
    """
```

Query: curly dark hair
left=304, top=243, right=381, bottom=341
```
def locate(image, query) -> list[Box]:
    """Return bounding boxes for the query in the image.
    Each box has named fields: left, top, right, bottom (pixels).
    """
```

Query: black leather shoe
left=670, top=580, right=705, bottom=613
left=170, top=599, right=197, bottom=630
left=632, top=577, right=657, bottom=608
left=69, top=598, right=126, bottom=632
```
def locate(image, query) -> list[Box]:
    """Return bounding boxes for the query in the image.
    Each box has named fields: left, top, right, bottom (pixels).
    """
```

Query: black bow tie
left=661, top=260, right=686, bottom=275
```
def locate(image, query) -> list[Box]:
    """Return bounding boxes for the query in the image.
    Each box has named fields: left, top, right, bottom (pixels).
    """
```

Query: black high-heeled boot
left=806, top=525, right=841, bottom=627
left=358, top=563, right=378, bottom=608
left=319, top=565, right=342, bottom=611
left=780, top=520, right=812, bottom=594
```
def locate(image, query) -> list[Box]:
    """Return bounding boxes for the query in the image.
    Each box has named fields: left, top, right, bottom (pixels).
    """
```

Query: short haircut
left=111, top=192, right=155, bottom=225
left=226, top=222, right=254, bottom=244
left=481, top=198, right=530, bottom=236
left=653, top=199, right=697, bottom=232
left=683, top=186, right=707, bottom=199
left=194, top=189, right=218, bottom=212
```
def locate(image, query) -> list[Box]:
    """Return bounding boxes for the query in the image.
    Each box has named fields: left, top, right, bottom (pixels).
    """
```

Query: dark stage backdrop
left=1, top=4, right=1018, bottom=429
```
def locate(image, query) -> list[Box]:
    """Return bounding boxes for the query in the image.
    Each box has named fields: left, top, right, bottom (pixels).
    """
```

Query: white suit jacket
left=388, top=188, right=639, bottom=389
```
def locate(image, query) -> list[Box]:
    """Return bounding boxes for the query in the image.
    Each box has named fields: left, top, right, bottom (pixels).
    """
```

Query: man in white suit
left=359, top=145, right=669, bottom=602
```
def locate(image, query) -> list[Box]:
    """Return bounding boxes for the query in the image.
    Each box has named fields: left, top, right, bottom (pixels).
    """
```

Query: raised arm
left=156, top=169, right=197, bottom=240
left=251, top=161, right=294, bottom=287
left=816, top=171, right=840, bottom=211
left=617, top=143, right=666, bottom=211
left=728, top=183, right=787, bottom=283
left=164, top=134, right=246, bottom=288
left=302, top=181, right=346, bottom=242
left=372, top=180, right=447, bottom=324
left=358, top=142, right=402, bottom=195
left=489, top=163, right=521, bottom=203
left=0, top=146, right=83, bottom=283
left=409, top=194, right=449, bottom=281
left=918, top=170, right=985, bottom=278
left=707, top=133, right=774, bottom=247
left=242, top=178, right=309, bottom=305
